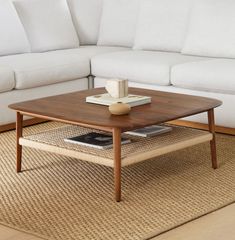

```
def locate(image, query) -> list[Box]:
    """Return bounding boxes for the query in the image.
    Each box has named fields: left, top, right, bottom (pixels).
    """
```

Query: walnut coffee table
left=9, top=88, right=222, bottom=202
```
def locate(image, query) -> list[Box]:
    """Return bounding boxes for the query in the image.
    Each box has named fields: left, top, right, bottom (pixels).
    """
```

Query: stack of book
left=86, top=93, right=151, bottom=107
left=64, top=125, right=172, bottom=149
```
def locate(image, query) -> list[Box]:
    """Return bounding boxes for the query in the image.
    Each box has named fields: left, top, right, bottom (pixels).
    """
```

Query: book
left=86, top=93, right=151, bottom=107
left=125, top=125, right=172, bottom=137
left=64, top=132, right=131, bottom=149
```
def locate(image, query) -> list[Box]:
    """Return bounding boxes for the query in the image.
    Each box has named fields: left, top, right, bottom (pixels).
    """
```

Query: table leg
left=113, top=128, right=121, bottom=202
left=207, top=109, right=217, bottom=169
left=16, top=112, right=23, bottom=173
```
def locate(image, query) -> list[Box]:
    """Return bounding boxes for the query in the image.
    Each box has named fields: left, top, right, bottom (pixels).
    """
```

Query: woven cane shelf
left=19, top=125, right=212, bottom=167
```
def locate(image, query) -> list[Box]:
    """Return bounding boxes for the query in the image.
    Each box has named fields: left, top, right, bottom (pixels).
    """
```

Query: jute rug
left=0, top=122, right=235, bottom=240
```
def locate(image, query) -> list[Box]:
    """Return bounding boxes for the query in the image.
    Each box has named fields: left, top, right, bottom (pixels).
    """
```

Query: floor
left=0, top=203, right=235, bottom=240
left=0, top=225, right=43, bottom=240
left=152, top=203, right=235, bottom=240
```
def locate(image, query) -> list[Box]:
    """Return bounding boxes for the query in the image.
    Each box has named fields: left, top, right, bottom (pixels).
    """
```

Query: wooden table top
left=9, top=88, right=222, bottom=131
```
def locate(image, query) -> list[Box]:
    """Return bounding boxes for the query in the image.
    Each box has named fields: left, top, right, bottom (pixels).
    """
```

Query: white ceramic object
left=105, top=79, right=128, bottom=98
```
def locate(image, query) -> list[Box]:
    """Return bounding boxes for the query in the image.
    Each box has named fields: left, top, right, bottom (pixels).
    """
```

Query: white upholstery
left=0, top=0, right=235, bottom=129
left=171, top=59, right=235, bottom=95
left=0, top=67, right=15, bottom=93
left=0, top=0, right=30, bottom=56
left=182, top=0, right=235, bottom=58
left=0, top=78, right=88, bottom=125
left=14, top=0, right=79, bottom=52
left=0, top=51, right=90, bottom=89
left=95, top=78, right=235, bottom=128
left=91, top=50, right=208, bottom=85
left=67, top=0, right=102, bottom=45
left=51, top=46, right=129, bottom=59
left=134, top=0, right=192, bottom=52
left=97, top=0, right=140, bottom=47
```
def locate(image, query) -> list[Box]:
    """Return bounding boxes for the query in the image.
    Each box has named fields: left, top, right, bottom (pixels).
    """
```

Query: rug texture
left=0, top=122, right=235, bottom=240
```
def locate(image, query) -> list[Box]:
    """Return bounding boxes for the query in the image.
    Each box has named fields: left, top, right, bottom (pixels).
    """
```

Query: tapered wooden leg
left=16, top=112, right=23, bottom=173
left=113, top=128, right=121, bottom=202
left=208, top=109, right=217, bottom=169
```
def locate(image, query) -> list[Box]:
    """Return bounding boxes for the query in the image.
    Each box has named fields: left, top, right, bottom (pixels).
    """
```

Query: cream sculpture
left=105, top=79, right=131, bottom=115
left=105, top=79, right=128, bottom=98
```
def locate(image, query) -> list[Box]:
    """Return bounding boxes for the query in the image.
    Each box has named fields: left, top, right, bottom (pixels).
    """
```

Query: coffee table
left=9, top=88, right=222, bottom=202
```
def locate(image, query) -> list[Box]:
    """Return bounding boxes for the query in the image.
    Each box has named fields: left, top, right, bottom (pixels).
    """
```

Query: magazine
left=64, top=132, right=131, bottom=149
left=125, top=125, right=172, bottom=137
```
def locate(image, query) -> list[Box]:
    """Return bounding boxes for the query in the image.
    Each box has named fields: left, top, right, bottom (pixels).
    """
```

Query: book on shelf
left=86, top=93, right=151, bottom=107
left=64, top=132, right=131, bottom=150
left=125, top=125, right=172, bottom=137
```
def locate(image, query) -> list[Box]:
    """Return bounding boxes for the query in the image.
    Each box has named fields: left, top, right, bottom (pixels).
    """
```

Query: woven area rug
left=0, top=122, right=235, bottom=240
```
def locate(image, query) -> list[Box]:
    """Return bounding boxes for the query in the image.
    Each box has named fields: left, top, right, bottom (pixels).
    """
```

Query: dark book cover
left=64, top=132, right=131, bottom=149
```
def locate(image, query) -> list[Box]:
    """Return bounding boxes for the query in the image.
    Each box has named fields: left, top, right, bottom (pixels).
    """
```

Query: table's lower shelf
left=19, top=125, right=212, bottom=167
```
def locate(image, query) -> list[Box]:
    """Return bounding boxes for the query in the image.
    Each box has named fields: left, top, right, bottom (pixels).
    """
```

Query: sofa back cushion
left=67, top=0, right=103, bottom=45
left=182, top=0, right=235, bottom=58
left=0, top=0, right=30, bottom=56
left=97, top=0, right=140, bottom=47
left=134, top=0, right=192, bottom=52
left=14, top=0, right=79, bottom=52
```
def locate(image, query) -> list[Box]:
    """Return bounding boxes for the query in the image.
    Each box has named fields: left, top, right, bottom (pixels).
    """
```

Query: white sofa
left=1, top=0, right=235, bottom=129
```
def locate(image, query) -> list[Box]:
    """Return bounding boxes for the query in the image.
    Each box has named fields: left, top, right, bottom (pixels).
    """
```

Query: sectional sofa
left=1, top=0, right=235, bottom=130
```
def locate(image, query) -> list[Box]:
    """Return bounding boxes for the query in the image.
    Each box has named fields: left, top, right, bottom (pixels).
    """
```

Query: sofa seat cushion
left=52, top=46, right=129, bottom=58
left=171, top=59, right=235, bottom=94
left=0, top=67, right=15, bottom=93
left=0, top=52, right=90, bottom=89
left=91, top=50, right=208, bottom=85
